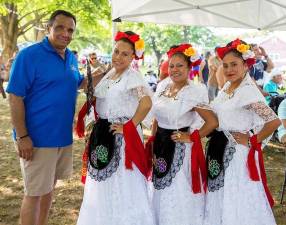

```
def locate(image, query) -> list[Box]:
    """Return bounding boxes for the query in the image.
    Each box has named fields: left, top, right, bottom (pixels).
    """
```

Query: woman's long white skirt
left=204, top=144, right=276, bottom=225
left=77, top=135, right=155, bottom=225
left=153, top=143, right=205, bottom=225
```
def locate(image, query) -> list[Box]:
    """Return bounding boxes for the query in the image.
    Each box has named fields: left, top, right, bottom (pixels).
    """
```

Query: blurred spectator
left=263, top=68, right=283, bottom=104
left=159, top=60, right=169, bottom=81
left=88, top=51, right=106, bottom=74
left=72, top=50, right=79, bottom=61
left=144, top=69, right=157, bottom=92
left=278, top=99, right=286, bottom=143
left=0, top=55, right=6, bottom=98
left=208, top=47, right=221, bottom=101
left=199, top=51, right=211, bottom=85
left=250, top=44, right=274, bottom=87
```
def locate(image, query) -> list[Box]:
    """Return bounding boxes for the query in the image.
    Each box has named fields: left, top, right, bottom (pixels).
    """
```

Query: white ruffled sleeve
left=179, top=83, right=210, bottom=115
left=235, top=82, right=278, bottom=123
left=126, top=69, right=153, bottom=100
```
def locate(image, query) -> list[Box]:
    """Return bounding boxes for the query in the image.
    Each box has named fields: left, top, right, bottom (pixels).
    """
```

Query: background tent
left=111, top=0, right=286, bottom=30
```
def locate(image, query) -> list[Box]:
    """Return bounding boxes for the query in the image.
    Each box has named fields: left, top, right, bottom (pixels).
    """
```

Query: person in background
left=72, top=50, right=79, bottom=61
left=263, top=68, right=283, bottom=105
left=278, top=99, right=286, bottom=143
left=0, top=54, right=7, bottom=98
left=88, top=51, right=106, bottom=75
left=250, top=44, right=274, bottom=87
left=199, top=51, right=212, bottom=85
left=208, top=47, right=221, bottom=101
left=159, top=59, right=169, bottom=81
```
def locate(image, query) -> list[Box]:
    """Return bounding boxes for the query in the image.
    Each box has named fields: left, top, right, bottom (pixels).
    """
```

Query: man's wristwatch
left=16, top=134, right=29, bottom=141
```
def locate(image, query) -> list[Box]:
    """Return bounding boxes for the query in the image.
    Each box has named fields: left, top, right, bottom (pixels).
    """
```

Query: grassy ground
left=0, top=92, right=285, bottom=225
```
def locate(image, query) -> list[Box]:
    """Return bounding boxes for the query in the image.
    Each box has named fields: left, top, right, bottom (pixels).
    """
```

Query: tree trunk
left=0, top=3, right=19, bottom=62
left=183, top=26, right=188, bottom=43
left=150, top=36, right=162, bottom=65
left=33, top=11, right=46, bottom=42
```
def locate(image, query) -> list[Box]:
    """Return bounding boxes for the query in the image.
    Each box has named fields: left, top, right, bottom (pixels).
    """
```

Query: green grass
left=0, top=93, right=285, bottom=225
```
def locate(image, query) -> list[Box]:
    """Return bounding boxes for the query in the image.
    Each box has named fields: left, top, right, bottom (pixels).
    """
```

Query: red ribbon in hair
left=216, top=38, right=256, bottom=68
left=167, top=43, right=192, bottom=58
left=190, top=130, right=207, bottom=193
left=123, top=120, right=152, bottom=179
left=247, top=135, right=274, bottom=207
left=114, top=31, right=140, bottom=43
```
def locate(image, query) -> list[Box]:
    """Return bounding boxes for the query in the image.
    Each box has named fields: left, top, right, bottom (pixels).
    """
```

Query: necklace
left=107, top=77, right=121, bottom=89
left=161, top=82, right=188, bottom=100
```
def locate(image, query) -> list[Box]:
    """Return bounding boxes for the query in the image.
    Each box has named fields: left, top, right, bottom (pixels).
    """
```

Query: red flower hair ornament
left=167, top=43, right=202, bottom=68
left=216, top=38, right=256, bottom=68
left=114, top=31, right=145, bottom=60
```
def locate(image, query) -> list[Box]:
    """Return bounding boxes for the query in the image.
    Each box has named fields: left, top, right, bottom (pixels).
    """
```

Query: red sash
left=247, top=135, right=274, bottom=207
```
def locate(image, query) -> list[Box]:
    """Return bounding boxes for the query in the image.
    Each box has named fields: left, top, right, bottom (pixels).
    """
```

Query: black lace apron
left=206, top=130, right=236, bottom=191
left=88, top=118, right=122, bottom=181
left=153, top=126, right=188, bottom=190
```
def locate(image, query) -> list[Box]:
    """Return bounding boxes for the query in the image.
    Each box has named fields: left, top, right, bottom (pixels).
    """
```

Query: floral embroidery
left=209, top=159, right=220, bottom=177
left=153, top=143, right=186, bottom=190
left=155, top=158, right=167, bottom=173
left=96, top=145, right=108, bottom=163
left=88, top=134, right=122, bottom=182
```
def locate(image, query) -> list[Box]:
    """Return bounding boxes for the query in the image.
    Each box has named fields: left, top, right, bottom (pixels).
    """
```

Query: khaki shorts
left=19, top=145, right=73, bottom=196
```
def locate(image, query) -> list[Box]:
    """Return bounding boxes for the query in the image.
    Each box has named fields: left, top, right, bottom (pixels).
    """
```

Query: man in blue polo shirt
left=7, top=10, right=85, bottom=225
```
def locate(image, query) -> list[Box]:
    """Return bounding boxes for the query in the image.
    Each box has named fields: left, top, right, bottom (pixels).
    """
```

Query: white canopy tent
left=111, top=0, right=286, bottom=30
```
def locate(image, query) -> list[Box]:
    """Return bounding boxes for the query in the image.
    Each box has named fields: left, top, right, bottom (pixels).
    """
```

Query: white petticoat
left=77, top=138, right=155, bottom=225
left=153, top=143, right=205, bottom=225
left=204, top=144, right=276, bottom=225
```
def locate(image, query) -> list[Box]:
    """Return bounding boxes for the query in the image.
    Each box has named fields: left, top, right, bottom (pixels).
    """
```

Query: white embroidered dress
left=204, top=74, right=277, bottom=225
left=77, top=67, right=155, bottom=225
left=150, top=77, right=209, bottom=225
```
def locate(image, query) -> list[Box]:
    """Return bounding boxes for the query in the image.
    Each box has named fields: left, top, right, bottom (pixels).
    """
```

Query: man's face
left=48, top=14, right=75, bottom=50
left=89, top=53, right=98, bottom=65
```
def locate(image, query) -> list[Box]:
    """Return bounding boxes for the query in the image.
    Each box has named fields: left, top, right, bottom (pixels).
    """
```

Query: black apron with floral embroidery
left=152, top=126, right=188, bottom=189
left=89, top=118, right=115, bottom=170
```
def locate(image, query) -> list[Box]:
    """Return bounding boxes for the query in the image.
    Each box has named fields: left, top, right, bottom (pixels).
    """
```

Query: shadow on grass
left=0, top=94, right=285, bottom=225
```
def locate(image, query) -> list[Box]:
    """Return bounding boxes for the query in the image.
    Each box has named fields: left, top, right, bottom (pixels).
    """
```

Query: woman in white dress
left=146, top=44, right=218, bottom=225
left=204, top=39, right=280, bottom=225
left=77, top=31, right=155, bottom=225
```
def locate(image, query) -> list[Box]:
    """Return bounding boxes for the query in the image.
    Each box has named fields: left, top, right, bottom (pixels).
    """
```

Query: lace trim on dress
left=208, top=132, right=237, bottom=192
left=153, top=142, right=186, bottom=190
left=132, top=86, right=150, bottom=100
left=195, top=103, right=212, bottom=110
left=244, top=101, right=278, bottom=123
left=88, top=134, right=122, bottom=181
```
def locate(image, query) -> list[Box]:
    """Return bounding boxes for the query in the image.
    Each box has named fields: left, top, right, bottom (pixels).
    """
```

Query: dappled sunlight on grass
left=0, top=94, right=285, bottom=224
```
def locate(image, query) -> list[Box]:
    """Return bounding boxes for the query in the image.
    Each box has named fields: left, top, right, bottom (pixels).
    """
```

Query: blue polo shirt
left=7, top=37, right=84, bottom=147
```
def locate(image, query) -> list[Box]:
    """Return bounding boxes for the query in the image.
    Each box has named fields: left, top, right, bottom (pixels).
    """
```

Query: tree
left=117, top=21, right=226, bottom=65
left=0, top=0, right=112, bottom=62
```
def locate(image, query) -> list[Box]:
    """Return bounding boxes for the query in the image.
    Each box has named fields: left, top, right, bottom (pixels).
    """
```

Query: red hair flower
left=216, top=38, right=256, bottom=68
left=167, top=43, right=201, bottom=68
left=114, top=31, right=144, bottom=60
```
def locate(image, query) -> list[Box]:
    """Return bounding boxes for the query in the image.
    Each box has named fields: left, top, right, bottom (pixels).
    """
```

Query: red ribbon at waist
left=190, top=130, right=207, bottom=194
left=247, top=135, right=274, bottom=207
left=123, top=120, right=152, bottom=179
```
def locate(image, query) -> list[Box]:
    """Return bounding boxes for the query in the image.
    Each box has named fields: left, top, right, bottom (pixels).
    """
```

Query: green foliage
left=117, top=21, right=226, bottom=63
left=0, top=0, right=112, bottom=53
